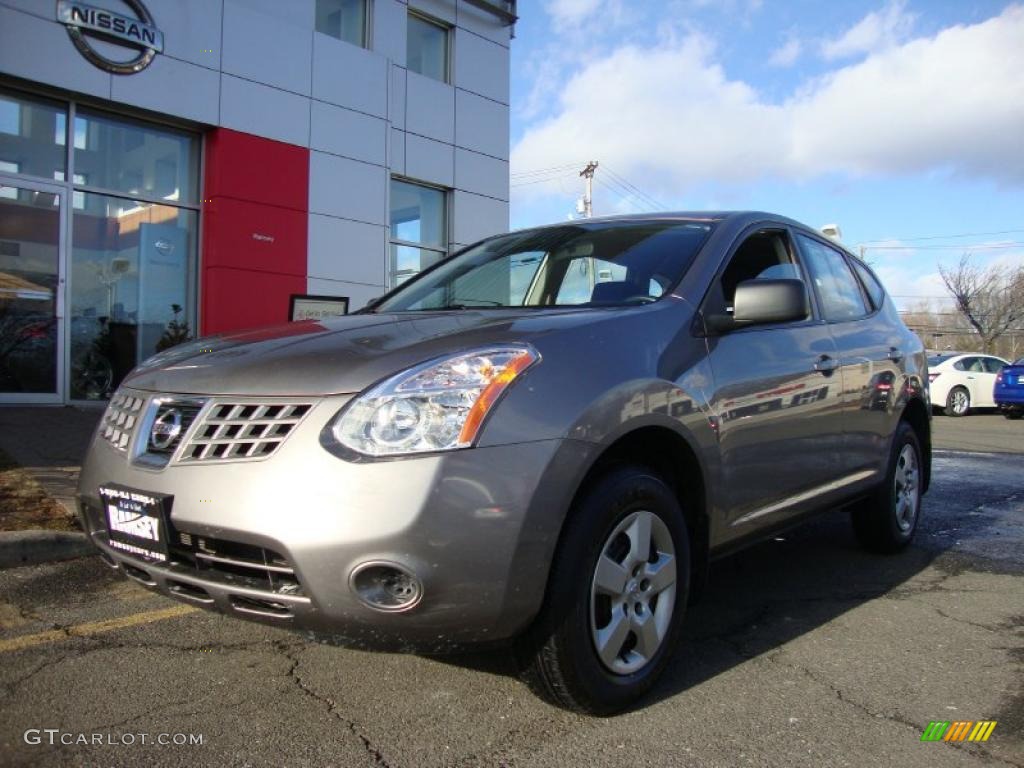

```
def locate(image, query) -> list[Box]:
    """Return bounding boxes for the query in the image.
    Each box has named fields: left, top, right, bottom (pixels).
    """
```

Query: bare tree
left=938, top=254, right=1024, bottom=354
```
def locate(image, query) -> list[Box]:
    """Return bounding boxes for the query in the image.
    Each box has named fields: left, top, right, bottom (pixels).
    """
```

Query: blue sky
left=507, top=0, right=1024, bottom=310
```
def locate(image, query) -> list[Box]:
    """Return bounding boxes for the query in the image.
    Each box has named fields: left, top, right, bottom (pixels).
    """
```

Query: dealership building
left=0, top=0, right=515, bottom=403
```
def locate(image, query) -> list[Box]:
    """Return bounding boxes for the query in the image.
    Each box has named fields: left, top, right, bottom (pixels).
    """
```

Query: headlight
left=330, top=345, right=539, bottom=457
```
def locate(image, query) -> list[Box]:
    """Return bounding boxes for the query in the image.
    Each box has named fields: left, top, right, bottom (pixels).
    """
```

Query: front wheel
left=944, top=386, right=970, bottom=417
left=518, top=466, right=690, bottom=715
left=851, top=422, right=923, bottom=553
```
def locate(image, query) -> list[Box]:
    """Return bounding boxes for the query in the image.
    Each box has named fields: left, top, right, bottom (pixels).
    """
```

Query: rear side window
left=982, top=358, right=1005, bottom=373
left=954, top=357, right=982, bottom=372
left=796, top=234, right=869, bottom=322
left=851, top=259, right=886, bottom=310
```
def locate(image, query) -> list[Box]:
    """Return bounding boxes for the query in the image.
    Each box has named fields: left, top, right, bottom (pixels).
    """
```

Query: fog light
left=350, top=562, right=423, bottom=612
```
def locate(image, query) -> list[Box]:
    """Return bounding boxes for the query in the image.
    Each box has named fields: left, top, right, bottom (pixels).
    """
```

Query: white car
left=928, top=353, right=1009, bottom=416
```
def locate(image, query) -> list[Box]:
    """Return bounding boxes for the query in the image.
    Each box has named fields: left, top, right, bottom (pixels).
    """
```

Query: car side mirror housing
left=706, top=279, right=809, bottom=333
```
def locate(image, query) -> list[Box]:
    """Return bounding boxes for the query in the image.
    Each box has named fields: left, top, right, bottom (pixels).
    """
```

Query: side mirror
left=733, top=278, right=808, bottom=324
left=706, top=279, right=808, bottom=333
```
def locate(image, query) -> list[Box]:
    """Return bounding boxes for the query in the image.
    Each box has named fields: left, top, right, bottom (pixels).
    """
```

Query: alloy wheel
left=589, top=510, right=677, bottom=675
left=893, top=443, right=920, bottom=532
left=950, top=389, right=969, bottom=415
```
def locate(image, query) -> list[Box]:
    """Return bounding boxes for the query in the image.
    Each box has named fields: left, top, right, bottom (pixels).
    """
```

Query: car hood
left=123, top=309, right=607, bottom=396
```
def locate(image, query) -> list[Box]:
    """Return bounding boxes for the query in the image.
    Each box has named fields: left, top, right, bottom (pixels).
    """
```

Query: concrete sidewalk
left=0, top=406, right=102, bottom=517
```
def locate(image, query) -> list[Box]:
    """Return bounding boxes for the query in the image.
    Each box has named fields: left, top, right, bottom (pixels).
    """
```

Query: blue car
left=994, top=357, right=1024, bottom=419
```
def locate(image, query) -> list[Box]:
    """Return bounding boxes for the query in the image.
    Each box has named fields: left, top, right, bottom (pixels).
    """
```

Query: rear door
left=702, top=226, right=844, bottom=539
left=795, top=233, right=904, bottom=476
left=977, top=357, right=1006, bottom=407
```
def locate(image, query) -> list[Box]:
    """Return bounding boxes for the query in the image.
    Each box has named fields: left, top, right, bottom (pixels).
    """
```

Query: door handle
left=814, top=355, right=839, bottom=374
left=887, top=347, right=903, bottom=363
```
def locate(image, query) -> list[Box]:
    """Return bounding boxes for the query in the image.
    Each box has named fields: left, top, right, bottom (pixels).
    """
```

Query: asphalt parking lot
left=1, top=447, right=1022, bottom=766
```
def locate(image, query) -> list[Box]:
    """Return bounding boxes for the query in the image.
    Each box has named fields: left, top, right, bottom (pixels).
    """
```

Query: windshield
left=374, top=220, right=714, bottom=312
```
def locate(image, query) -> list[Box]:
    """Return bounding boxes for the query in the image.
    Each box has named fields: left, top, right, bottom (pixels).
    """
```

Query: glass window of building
left=390, top=179, right=447, bottom=285
left=316, top=0, right=368, bottom=47
left=73, top=109, right=199, bottom=204
left=0, top=91, right=66, bottom=181
left=69, top=194, right=197, bottom=400
left=407, top=12, right=449, bottom=83
left=0, top=90, right=199, bottom=402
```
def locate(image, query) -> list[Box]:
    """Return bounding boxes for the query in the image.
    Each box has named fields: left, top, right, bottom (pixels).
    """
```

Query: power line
left=858, top=228, right=1024, bottom=245
left=862, top=242, right=1024, bottom=251
left=510, top=174, right=576, bottom=189
left=601, top=165, right=666, bottom=210
left=510, top=162, right=588, bottom=179
left=594, top=177, right=647, bottom=212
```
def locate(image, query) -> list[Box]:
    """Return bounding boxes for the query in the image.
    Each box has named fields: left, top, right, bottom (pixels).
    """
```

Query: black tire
left=518, top=466, right=690, bottom=715
left=944, top=386, right=970, bottom=417
left=851, top=422, right=923, bottom=554
left=1004, top=410, right=1022, bottom=420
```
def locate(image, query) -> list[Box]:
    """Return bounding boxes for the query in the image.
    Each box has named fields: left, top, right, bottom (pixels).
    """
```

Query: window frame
left=314, top=0, right=371, bottom=48
left=793, top=230, right=873, bottom=324
left=406, top=9, right=452, bottom=84
left=388, top=176, right=449, bottom=288
left=699, top=225, right=820, bottom=332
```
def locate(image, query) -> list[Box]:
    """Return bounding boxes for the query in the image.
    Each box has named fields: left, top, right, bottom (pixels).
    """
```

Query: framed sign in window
left=289, top=294, right=349, bottom=322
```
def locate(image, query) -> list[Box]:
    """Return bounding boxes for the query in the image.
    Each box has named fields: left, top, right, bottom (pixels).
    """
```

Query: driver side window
left=709, top=229, right=803, bottom=316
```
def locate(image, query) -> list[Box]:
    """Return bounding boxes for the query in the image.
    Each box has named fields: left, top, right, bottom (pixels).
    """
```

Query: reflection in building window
left=389, top=179, right=447, bottom=286
left=407, top=12, right=449, bottom=83
left=315, top=0, right=368, bottom=47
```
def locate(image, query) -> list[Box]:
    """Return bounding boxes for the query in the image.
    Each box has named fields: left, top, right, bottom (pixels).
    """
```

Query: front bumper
left=77, top=390, right=591, bottom=648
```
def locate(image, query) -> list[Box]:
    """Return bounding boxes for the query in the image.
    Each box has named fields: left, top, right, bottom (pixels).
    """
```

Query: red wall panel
left=201, top=197, right=307, bottom=275
left=201, top=129, right=309, bottom=335
left=204, top=128, right=308, bottom=211
left=202, top=267, right=306, bottom=332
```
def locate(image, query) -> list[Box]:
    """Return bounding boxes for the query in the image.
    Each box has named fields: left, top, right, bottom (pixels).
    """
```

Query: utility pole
left=579, top=161, right=599, bottom=218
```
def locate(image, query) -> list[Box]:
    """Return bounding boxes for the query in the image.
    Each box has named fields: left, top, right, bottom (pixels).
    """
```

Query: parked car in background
left=78, top=212, right=931, bottom=714
left=927, top=352, right=1008, bottom=416
left=994, top=357, right=1024, bottom=419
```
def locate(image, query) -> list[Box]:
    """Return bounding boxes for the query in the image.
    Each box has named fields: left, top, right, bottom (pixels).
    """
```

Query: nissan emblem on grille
left=150, top=408, right=183, bottom=450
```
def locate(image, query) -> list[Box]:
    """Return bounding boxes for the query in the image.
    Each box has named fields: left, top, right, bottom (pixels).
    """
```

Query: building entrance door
left=0, top=176, right=66, bottom=403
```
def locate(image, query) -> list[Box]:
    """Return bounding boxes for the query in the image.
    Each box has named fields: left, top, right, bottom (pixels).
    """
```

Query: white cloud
left=768, top=36, right=802, bottom=67
left=820, top=0, right=916, bottom=60
left=512, top=5, right=1024, bottom=202
left=545, top=0, right=602, bottom=28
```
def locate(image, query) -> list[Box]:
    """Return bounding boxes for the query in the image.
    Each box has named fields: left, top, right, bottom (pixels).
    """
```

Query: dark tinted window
left=374, top=221, right=714, bottom=311
left=796, top=234, right=869, bottom=321
left=954, top=357, right=984, bottom=372
left=851, top=258, right=885, bottom=309
left=982, top=357, right=1005, bottom=373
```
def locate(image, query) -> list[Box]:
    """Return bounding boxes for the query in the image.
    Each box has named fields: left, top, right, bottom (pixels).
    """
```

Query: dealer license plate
left=99, top=484, right=173, bottom=562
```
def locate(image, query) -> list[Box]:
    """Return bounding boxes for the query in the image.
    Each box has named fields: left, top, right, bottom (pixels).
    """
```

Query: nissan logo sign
left=150, top=408, right=182, bottom=451
left=57, top=0, right=164, bottom=75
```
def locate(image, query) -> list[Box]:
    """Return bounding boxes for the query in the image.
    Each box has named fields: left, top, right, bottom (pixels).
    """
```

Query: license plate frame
left=99, top=484, right=174, bottom=562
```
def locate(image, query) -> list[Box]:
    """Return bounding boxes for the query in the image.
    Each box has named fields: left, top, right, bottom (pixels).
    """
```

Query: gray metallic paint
left=76, top=211, right=930, bottom=647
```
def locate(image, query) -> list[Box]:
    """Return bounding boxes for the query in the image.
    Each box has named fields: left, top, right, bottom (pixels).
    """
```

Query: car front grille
left=145, top=400, right=205, bottom=458
left=100, top=392, right=146, bottom=451
left=177, top=402, right=313, bottom=463
left=169, top=531, right=304, bottom=596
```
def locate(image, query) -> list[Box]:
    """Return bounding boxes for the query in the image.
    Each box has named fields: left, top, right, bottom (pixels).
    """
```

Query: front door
left=0, top=177, right=66, bottom=403
left=702, top=227, right=844, bottom=542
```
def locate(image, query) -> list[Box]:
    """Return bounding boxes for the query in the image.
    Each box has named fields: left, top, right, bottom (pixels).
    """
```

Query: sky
left=507, top=0, right=1024, bottom=312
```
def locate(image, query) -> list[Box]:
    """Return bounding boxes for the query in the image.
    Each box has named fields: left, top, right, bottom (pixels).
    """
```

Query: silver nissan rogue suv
left=78, top=212, right=931, bottom=714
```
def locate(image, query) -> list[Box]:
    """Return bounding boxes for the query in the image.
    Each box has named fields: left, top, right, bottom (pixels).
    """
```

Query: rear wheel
left=519, top=466, right=690, bottom=715
left=944, top=386, right=970, bottom=417
left=851, top=421, right=922, bottom=553
left=1003, top=410, right=1023, bottom=420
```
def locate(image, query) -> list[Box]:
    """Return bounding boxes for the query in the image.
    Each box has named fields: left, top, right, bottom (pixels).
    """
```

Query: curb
left=0, top=530, right=96, bottom=569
